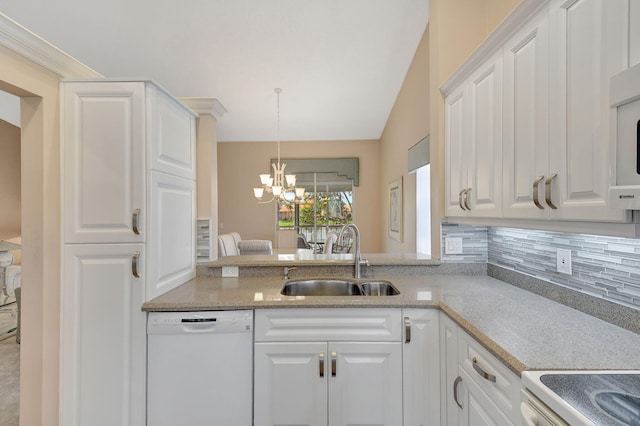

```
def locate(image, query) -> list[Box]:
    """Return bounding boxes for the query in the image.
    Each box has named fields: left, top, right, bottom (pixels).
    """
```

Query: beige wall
left=0, top=119, right=21, bottom=240
left=428, top=0, right=520, bottom=258
left=0, top=43, right=62, bottom=426
left=379, top=27, right=430, bottom=253
left=218, top=139, right=382, bottom=252
left=195, top=114, right=219, bottom=258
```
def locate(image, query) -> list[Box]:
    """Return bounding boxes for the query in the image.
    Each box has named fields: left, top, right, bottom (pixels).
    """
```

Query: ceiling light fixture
left=253, top=88, right=305, bottom=203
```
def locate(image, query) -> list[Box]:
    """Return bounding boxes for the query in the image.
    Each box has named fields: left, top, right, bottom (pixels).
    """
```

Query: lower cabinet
left=60, top=244, right=146, bottom=426
left=440, top=312, right=521, bottom=426
left=254, top=308, right=404, bottom=426
left=254, top=341, right=403, bottom=426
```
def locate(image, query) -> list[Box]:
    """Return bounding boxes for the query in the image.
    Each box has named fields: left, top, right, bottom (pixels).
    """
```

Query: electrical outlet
left=556, top=248, right=572, bottom=275
left=222, top=266, right=239, bottom=277
left=445, top=237, right=463, bottom=255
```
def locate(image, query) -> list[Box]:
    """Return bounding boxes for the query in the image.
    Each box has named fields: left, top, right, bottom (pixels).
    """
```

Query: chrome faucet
left=283, top=266, right=297, bottom=280
left=337, top=224, right=367, bottom=278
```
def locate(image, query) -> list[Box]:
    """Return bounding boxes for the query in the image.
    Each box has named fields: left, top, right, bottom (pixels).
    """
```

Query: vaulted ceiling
left=0, top=0, right=429, bottom=141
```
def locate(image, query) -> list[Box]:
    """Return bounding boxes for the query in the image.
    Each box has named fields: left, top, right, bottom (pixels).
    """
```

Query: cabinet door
left=62, top=81, right=145, bottom=244
left=254, top=342, right=328, bottom=426
left=146, top=171, right=196, bottom=301
left=458, top=369, right=512, bottom=426
left=147, top=84, right=196, bottom=179
left=445, top=85, right=470, bottom=217
left=502, top=9, right=550, bottom=219
left=440, top=313, right=460, bottom=426
left=467, top=52, right=503, bottom=217
left=60, top=244, right=146, bottom=426
left=402, top=309, right=440, bottom=426
left=328, top=342, right=403, bottom=426
left=548, top=0, right=628, bottom=222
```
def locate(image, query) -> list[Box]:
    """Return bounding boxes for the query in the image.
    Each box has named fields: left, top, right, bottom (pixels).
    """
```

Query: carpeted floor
left=0, top=335, right=19, bottom=426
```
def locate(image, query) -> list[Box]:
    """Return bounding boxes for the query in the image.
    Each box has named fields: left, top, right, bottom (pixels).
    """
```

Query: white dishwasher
left=147, top=310, right=253, bottom=426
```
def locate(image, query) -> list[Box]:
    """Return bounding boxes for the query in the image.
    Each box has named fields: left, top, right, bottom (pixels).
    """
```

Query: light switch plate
left=222, top=266, right=239, bottom=277
left=445, top=237, right=463, bottom=255
left=556, top=248, right=572, bottom=275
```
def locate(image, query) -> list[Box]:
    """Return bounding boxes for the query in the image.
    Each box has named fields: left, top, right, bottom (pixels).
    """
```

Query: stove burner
left=595, top=392, right=640, bottom=426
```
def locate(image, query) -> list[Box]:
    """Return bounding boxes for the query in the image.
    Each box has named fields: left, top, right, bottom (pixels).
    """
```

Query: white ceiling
left=0, top=0, right=429, bottom=142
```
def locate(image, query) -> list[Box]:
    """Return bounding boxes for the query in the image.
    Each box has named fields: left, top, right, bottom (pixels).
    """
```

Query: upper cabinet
left=444, top=0, right=634, bottom=224
left=546, top=0, right=628, bottom=222
left=445, top=51, right=503, bottom=218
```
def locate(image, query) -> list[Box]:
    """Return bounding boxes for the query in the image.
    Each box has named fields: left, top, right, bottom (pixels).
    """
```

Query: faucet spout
left=338, top=224, right=364, bottom=278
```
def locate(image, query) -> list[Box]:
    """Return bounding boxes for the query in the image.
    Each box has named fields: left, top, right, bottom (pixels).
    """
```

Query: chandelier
left=253, top=88, right=305, bottom=203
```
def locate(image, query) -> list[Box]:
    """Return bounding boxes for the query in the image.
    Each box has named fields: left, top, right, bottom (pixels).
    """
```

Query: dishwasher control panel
left=147, top=310, right=253, bottom=334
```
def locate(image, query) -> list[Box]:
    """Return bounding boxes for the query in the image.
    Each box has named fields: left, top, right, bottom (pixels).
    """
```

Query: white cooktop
left=522, top=371, right=640, bottom=426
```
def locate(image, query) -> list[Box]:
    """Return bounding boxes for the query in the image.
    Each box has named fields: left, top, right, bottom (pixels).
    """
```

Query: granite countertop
left=205, top=251, right=440, bottom=267
left=142, top=274, right=640, bottom=375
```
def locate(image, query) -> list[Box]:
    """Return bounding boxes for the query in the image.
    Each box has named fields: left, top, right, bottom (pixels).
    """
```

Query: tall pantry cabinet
left=60, top=80, right=197, bottom=426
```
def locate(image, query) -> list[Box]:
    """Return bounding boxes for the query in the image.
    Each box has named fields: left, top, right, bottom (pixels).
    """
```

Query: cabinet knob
left=532, top=176, right=545, bottom=209
left=404, top=317, right=411, bottom=343
left=132, top=208, right=141, bottom=235
left=132, top=251, right=141, bottom=278
left=458, top=189, right=468, bottom=211
left=331, top=352, right=337, bottom=377
left=472, top=357, right=497, bottom=383
left=544, top=173, right=558, bottom=209
left=463, top=188, right=472, bottom=210
left=453, top=376, right=463, bottom=409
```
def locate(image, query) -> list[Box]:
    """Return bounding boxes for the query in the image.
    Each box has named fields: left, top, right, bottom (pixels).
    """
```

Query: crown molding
left=179, top=97, right=228, bottom=118
left=0, top=12, right=102, bottom=78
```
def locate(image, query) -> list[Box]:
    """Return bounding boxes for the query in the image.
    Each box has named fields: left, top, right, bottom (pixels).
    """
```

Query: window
left=278, top=172, right=354, bottom=249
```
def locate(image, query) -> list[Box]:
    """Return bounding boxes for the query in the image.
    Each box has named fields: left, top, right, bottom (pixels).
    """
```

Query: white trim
left=439, top=0, right=549, bottom=96
left=179, top=97, right=228, bottom=118
left=0, top=12, right=102, bottom=78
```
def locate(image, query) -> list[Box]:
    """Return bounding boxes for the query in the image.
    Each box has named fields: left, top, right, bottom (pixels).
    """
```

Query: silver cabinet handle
left=132, top=251, right=141, bottom=278
left=331, top=352, right=337, bottom=377
left=132, top=208, right=141, bottom=235
left=459, top=189, right=468, bottom=211
left=545, top=173, right=558, bottom=209
left=319, top=352, right=325, bottom=378
left=532, top=176, right=545, bottom=209
left=404, top=317, right=411, bottom=343
left=472, top=357, right=496, bottom=383
left=453, top=376, right=463, bottom=409
left=464, top=188, right=471, bottom=210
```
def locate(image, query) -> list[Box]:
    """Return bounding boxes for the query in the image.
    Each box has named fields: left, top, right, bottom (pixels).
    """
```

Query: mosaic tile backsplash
left=487, top=227, right=640, bottom=310
left=441, top=222, right=640, bottom=311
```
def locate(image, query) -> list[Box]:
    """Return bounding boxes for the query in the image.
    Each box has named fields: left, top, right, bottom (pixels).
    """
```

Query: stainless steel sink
left=280, top=279, right=399, bottom=297
left=359, top=281, right=401, bottom=296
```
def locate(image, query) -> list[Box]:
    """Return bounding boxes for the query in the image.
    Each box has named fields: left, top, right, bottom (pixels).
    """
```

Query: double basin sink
left=281, top=278, right=400, bottom=297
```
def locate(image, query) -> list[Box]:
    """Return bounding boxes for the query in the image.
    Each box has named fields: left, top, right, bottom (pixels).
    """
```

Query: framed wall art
left=388, top=177, right=403, bottom=241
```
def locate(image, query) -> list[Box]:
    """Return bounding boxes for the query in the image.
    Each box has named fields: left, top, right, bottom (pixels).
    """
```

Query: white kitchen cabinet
left=254, top=309, right=403, bottom=426
left=254, top=342, right=328, bottom=426
left=457, top=369, right=512, bottom=426
left=440, top=313, right=520, bottom=426
left=546, top=0, right=628, bottom=222
left=440, top=313, right=461, bottom=426
left=146, top=171, right=196, bottom=301
left=445, top=52, right=503, bottom=218
left=60, top=79, right=197, bottom=426
left=403, top=309, right=441, bottom=426
left=62, top=81, right=146, bottom=244
left=60, top=244, right=146, bottom=426
left=502, top=8, right=550, bottom=220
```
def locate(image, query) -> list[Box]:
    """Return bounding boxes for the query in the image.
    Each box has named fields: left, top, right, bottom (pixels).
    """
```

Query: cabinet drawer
left=457, top=330, right=520, bottom=422
left=255, top=308, right=402, bottom=342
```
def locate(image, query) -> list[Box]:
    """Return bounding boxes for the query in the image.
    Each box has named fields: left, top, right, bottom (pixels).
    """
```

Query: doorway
left=0, top=88, right=21, bottom=426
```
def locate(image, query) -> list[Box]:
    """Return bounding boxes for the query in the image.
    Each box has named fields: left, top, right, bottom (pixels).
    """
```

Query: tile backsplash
left=441, top=222, right=640, bottom=311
